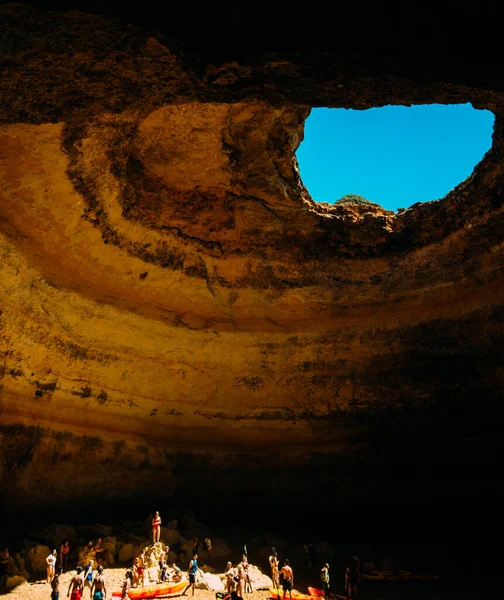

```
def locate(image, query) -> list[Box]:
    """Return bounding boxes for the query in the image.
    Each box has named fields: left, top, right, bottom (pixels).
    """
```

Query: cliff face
left=0, top=3, right=503, bottom=520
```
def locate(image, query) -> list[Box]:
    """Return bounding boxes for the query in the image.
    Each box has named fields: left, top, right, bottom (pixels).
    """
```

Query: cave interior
left=0, top=1, right=503, bottom=569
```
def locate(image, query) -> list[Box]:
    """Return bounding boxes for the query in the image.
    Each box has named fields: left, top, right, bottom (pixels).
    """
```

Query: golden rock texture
left=0, top=3, right=503, bottom=514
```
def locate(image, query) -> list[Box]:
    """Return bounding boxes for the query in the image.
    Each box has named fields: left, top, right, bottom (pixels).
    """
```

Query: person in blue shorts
left=90, top=565, right=107, bottom=600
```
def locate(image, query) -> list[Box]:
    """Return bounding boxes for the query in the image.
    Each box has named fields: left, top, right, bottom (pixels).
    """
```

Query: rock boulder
left=5, top=575, right=27, bottom=589
left=27, top=545, right=51, bottom=573
left=195, top=572, right=224, bottom=591
left=118, top=543, right=134, bottom=563
left=160, top=528, right=180, bottom=547
left=248, top=564, right=273, bottom=590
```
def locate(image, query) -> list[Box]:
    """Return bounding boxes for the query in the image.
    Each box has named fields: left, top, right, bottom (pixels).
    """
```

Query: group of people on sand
left=151, top=513, right=211, bottom=560
left=129, top=544, right=182, bottom=589
left=268, top=551, right=294, bottom=600
left=64, top=562, right=107, bottom=600
left=318, top=556, right=360, bottom=600
left=45, top=537, right=106, bottom=583
left=120, top=557, right=182, bottom=600
left=269, top=547, right=360, bottom=600
left=223, top=554, right=254, bottom=596
left=45, top=538, right=105, bottom=584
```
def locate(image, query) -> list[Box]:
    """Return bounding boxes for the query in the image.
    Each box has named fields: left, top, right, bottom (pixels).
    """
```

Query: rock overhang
left=0, top=2, right=503, bottom=518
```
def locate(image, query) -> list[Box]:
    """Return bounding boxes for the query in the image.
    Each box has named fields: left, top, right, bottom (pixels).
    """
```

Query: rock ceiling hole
left=296, top=104, right=495, bottom=212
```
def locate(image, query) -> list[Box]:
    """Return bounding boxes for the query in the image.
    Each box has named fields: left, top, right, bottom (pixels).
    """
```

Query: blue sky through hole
left=296, top=104, right=494, bottom=212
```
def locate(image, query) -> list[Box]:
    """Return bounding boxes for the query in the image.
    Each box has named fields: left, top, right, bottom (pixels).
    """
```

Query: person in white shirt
left=46, top=549, right=57, bottom=583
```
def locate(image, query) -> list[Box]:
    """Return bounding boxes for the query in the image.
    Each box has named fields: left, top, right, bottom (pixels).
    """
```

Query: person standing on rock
left=152, top=512, right=162, bottom=544
left=159, top=544, right=170, bottom=579
left=67, top=566, right=84, bottom=600
left=320, top=563, right=330, bottom=598
left=279, top=559, right=294, bottom=600
left=47, top=549, right=57, bottom=583
left=269, top=550, right=280, bottom=588
left=160, top=545, right=170, bottom=565
left=90, top=565, right=107, bottom=600
left=51, top=566, right=63, bottom=600
left=159, top=559, right=169, bottom=583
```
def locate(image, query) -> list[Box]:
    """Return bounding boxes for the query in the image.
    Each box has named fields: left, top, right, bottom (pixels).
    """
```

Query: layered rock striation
left=0, top=3, right=503, bottom=520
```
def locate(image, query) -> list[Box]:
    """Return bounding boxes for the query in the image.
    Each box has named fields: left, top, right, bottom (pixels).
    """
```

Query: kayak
left=307, top=587, right=347, bottom=600
left=269, top=588, right=314, bottom=600
left=112, top=579, right=186, bottom=599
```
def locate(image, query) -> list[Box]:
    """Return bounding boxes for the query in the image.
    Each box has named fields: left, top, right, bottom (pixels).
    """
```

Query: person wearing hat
left=320, top=563, right=330, bottom=598
left=91, top=565, right=107, bottom=600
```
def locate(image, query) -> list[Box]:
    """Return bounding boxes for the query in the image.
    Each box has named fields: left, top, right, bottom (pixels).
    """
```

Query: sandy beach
left=4, top=570, right=276, bottom=600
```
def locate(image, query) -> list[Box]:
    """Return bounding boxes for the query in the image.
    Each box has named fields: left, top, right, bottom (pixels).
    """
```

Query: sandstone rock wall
left=0, top=3, right=503, bottom=518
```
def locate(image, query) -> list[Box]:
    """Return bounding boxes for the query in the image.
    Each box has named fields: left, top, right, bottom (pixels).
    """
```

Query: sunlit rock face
left=0, top=3, right=503, bottom=519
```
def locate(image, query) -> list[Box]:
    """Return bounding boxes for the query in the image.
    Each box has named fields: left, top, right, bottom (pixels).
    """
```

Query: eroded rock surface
left=0, top=3, right=503, bottom=520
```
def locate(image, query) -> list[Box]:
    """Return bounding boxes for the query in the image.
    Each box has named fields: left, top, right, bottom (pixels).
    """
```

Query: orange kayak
left=270, top=588, right=314, bottom=600
left=112, top=579, right=186, bottom=599
left=308, top=587, right=347, bottom=600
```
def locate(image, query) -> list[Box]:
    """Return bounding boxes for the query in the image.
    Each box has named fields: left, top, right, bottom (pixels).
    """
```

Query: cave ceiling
left=0, top=2, right=503, bottom=511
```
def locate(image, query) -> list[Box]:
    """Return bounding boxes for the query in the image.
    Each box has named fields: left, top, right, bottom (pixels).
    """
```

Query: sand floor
left=4, top=570, right=279, bottom=600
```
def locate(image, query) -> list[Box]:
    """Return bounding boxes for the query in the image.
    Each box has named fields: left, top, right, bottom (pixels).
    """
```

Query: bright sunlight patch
left=296, top=104, right=494, bottom=212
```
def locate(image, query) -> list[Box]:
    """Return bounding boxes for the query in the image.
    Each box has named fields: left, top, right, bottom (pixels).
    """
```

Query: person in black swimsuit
left=345, top=556, right=360, bottom=598
left=279, top=559, right=294, bottom=600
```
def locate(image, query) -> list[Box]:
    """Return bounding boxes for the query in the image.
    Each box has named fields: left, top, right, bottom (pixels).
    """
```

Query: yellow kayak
left=112, top=579, right=186, bottom=598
